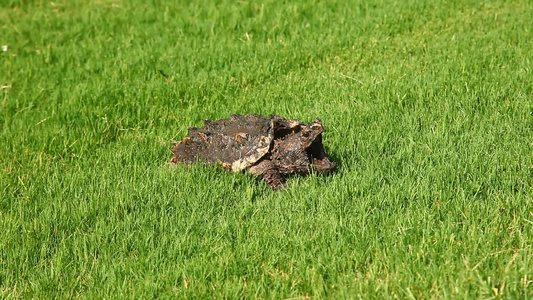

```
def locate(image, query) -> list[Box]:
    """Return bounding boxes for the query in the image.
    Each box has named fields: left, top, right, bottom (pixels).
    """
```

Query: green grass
left=1, top=0, right=533, bottom=298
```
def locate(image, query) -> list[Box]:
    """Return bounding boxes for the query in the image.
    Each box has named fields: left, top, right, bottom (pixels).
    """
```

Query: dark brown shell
left=170, top=114, right=298, bottom=171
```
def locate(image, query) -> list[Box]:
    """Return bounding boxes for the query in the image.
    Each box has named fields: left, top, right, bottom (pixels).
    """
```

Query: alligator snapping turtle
left=170, top=114, right=336, bottom=189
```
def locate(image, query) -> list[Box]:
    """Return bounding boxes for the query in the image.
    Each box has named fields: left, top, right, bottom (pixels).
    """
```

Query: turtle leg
left=250, top=160, right=287, bottom=189
left=263, top=167, right=286, bottom=189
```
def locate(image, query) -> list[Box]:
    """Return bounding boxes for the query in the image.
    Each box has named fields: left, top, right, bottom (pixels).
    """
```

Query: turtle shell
left=170, top=114, right=299, bottom=171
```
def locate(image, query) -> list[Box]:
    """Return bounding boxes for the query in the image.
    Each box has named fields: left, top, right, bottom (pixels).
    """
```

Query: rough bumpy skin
left=170, top=114, right=336, bottom=189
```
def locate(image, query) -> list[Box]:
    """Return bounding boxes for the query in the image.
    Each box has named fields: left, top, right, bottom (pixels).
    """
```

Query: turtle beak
left=313, top=157, right=336, bottom=172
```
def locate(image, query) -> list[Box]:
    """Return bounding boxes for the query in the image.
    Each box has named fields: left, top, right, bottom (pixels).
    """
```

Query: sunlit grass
left=1, top=0, right=533, bottom=298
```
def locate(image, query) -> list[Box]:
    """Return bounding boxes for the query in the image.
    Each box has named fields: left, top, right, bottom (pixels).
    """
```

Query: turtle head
left=303, top=118, right=336, bottom=173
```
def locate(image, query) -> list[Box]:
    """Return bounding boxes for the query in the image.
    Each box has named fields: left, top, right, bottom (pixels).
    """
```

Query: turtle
left=170, top=114, right=336, bottom=189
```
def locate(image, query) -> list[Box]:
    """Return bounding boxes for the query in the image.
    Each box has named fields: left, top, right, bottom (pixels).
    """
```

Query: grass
left=1, top=0, right=533, bottom=298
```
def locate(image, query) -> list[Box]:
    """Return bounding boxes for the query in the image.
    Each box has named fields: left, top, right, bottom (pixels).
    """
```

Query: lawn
left=1, top=0, right=533, bottom=298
